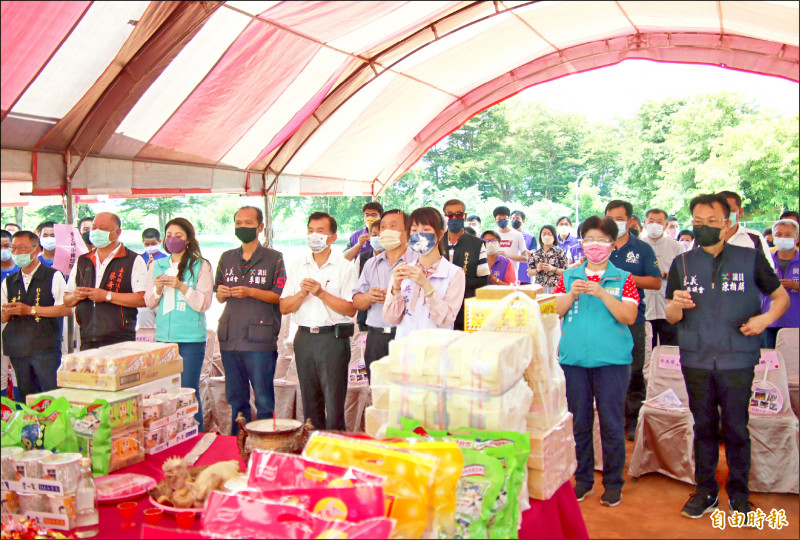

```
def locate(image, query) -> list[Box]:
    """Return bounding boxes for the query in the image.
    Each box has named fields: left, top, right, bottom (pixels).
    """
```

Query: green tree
left=117, top=196, right=207, bottom=232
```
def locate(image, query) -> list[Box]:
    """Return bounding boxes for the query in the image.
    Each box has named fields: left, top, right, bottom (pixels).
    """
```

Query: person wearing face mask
left=666, top=216, right=681, bottom=241
left=760, top=219, right=799, bottom=349
left=215, top=206, right=287, bottom=435
left=491, top=205, right=528, bottom=266
left=344, top=202, right=384, bottom=262
left=556, top=216, right=581, bottom=263
left=281, top=212, right=357, bottom=432
left=352, top=210, right=417, bottom=380
left=481, top=230, right=516, bottom=286
left=678, top=229, right=695, bottom=251
left=1, top=230, right=19, bottom=284
left=140, top=228, right=168, bottom=266
left=383, top=207, right=466, bottom=339
left=717, top=190, right=774, bottom=270
left=641, top=208, right=685, bottom=350
left=510, top=210, right=537, bottom=284
left=666, top=194, right=788, bottom=520
left=604, top=200, right=662, bottom=442
left=762, top=228, right=774, bottom=249
left=63, top=213, right=147, bottom=349
left=628, top=215, right=642, bottom=238
left=78, top=217, right=94, bottom=249
left=145, top=218, right=213, bottom=430
left=1, top=231, right=72, bottom=401
left=353, top=220, right=384, bottom=333
left=554, top=216, right=640, bottom=507
left=527, top=225, right=568, bottom=294
left=35, top=221, right=57, bottom=268
left=442, top=199, right=490, bottom=331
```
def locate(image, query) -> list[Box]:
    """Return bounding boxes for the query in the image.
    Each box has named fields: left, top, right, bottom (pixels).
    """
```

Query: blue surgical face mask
left=496, top=219, right=509, bottom=229
left=90, top=229, right=112, bottom=248
left=409, top=232, right=438, bottom=255
left=370, top=235, right=383, bottom=252
left=729, top=212, right=738, bottom=226
left=0, top=249, right=10, bottom=262
left=12, top=252, right=33, bottom=268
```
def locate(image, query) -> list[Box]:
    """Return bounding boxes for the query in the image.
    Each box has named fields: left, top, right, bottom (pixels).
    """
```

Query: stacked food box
left=54, top=341, right=184, bottom=474
left=464, top=286, right=576, bottom=501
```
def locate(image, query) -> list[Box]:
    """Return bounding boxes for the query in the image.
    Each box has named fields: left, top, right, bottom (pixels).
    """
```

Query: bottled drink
left=74, top=457, right=99, bottom=538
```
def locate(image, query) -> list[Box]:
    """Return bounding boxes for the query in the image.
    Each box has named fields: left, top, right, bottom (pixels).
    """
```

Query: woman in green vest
left=144, top=218, right=213, bottom=431
left=554, top=215, right=641, bottom=508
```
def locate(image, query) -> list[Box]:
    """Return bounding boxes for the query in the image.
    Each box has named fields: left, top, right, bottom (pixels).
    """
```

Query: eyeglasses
left=10, top=246, right=35, bottom=254
left=363, top=213, right=380, bottom=219
left=444, top=212, right=466, bottom=220
left=691, top=218, right=725, bottom=227
left=582, top=238, right=612, bottom=246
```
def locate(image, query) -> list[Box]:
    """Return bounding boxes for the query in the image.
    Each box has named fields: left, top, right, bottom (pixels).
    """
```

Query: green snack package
left=480, top=442, right=517, bottom=539
left=1, top=397, right=79, bottom=453
left=71, top=400, right=114, bottom=476
left=455, top=448, right=504, bottom=539
left=1, top=397, right=22, bottom=447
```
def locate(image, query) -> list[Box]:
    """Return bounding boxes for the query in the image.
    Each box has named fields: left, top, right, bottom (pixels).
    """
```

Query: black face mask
left=81, top=231, right=92, bottom=246
left=693, top=225, right=722, bottom=247
left=447, top=218, right=464, bottom=234
left=235, top=227, right=258, bottom=244
left=630, top=229, right=640, bottom=237
left=511, top=219, right=522, bottom=230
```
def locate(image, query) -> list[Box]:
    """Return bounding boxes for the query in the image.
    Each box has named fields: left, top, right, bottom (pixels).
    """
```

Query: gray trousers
left=294, top=330, right=350, bottom=431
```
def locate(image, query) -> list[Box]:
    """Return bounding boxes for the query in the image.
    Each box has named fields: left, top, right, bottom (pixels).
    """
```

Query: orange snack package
left=303, top=432, right=438, bottom=539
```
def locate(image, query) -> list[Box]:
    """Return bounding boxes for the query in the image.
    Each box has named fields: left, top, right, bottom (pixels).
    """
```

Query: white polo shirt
left=65, top=243, right=147, bottom=293
left=641, top=234, right=684, bottom=321
left=281, top=251, right=358, bottom=327
left=727, top=226, right=775, bottom=270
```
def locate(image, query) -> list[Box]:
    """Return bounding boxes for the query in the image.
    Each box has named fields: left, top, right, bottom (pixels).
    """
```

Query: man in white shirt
left=492, top=205, right=528, bottom=264
left=718, top=190, right=774, bottom=270
left=1, top=231, right=71, bottom=400
left=280, top=212, right=358, bottom=431
left=641, top=208, right=685, bottom=349
left=63, top=212, right=147, bottom=349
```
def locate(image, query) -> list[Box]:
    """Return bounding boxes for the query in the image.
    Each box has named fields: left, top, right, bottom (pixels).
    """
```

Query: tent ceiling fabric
left=1, top=1, right=798, bottom=200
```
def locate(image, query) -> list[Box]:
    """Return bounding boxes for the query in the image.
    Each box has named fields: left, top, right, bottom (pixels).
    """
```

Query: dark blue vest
left=675, top=244, right=763, bottom=369
left=2, top=265, right=63, bottom=357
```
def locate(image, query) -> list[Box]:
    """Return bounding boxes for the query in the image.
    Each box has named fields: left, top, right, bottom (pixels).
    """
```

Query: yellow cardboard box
left=463, top=294, right=556, bottom=332
left=57, top=358, right=183, bottom=391
left=475, top=284, right=541, bottom=300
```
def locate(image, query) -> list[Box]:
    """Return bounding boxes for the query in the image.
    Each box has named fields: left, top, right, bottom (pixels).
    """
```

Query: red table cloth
left=96, top=435, right=588, bottom=539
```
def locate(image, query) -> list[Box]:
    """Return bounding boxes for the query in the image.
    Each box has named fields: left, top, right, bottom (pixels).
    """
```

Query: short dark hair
left=408, top=207, right=445, bottom=256
left=539, top=224, right=558, bottom=246
left=308, top=211, right=337, bottom=234
left=780, top=210, right=799, bottom=221
left=511, top=210, right=526, bottom=221
left=631, top=214, right=642, bottom=226
left=36, top=221, right=56, bottom=235
left=362, top=202, right=384, bottom=214
left=442, top=199, right=466, bottom=213
left=645, top=208, right=668, bottom=221
left=481, top=230, right=502, bottom=242
left=4, top=223, right=20, bottom=230
left=369, top=221, right=381, bottom=233
left=467, top=215, right=481, bottom=224
left=763, top=228, right=773, bottom=237
left=580, top=216, right=619, bottom=241
left=0, top=230, right=11, bottom=241
left=689, top=193, right=731, bottom=217
left=493, top=206, right=511, bottom=218
left=380, top=209, right=408, bottom=229
left=667, top=216, right=679, bottom=223
left=717, top=190, right=742, bottom=208
left=464, top=226, right=477, bottom=236
left=604, top=200, right=633, bottom=219
left=234, top=206, right=263, bottom=224
left=556, top=216, right=572, bottom=226
left=78, top=216, right=94, bottom=227
left=142, top=228, right=160, bottom=241
left=678, top=229, right=694, bottom=239
left=12, top=230, right=40, bottom=248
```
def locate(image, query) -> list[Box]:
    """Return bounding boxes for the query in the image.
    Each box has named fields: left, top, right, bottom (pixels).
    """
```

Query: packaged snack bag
left=247, top=450, right=383, bottom=490
left=303, top=432, right=438, bottom=539
left=374, top=438, right=463, bottom=538
left=0, top=397, right=78, bottom=453
left=454, top=449, right=504, bottom=539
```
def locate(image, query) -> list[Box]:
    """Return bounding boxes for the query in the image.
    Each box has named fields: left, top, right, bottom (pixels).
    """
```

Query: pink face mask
left=583, top=243, right=612, bottom=264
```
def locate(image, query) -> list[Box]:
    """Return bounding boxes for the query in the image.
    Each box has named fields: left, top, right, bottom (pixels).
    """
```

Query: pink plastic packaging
left=94, top=473, right=157, bottom=502
left=247, top=449, right=383, bottom=489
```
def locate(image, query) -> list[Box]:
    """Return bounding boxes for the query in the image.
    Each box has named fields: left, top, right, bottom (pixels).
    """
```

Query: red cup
left=176, top=511, right=195, bottom=529
left=143, top=507, right=163, bottom=526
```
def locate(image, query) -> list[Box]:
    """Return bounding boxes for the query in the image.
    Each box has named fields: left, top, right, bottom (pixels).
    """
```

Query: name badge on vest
left=683, top=274, right=706, bottom=294
left=721, top=273, right=745, bottom=293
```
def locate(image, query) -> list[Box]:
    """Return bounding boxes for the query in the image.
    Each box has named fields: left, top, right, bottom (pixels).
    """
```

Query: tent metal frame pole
left=262, top=172, right=278, bottom=249
left=64, top=151, right=75, bottom=354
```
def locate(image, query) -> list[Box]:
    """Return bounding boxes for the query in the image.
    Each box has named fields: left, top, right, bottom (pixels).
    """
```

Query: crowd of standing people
left=1, top=188, right=796, bottom=520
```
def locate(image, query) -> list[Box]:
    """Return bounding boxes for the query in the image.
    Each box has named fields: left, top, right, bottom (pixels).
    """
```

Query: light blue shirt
left=352, top=248, right=417, bottom=328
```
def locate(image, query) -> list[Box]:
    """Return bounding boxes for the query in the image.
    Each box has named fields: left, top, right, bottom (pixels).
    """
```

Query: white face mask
left=379, top=229, right=402, bottom=252
left=774, top=237, right=796, bottom=251
left=40, top=237, right=57, bottom=251
left=557, top=225, right=571, bottom=238
left=144, top=245, right=161, bottom=254
left=541, top=234, right=554, bottom=246
left=680, top=240, right=694, bottom=251
left=615, top=220, right=628, bottom=236
left=666, top=226, right=679, bottom=240
left=0, top=249, right=10, bottom=262
left=307, top=233, right=329, bottom=254
left=646, top=223, right=664, bottom=239
left=485, top=242, right=500, bottom=256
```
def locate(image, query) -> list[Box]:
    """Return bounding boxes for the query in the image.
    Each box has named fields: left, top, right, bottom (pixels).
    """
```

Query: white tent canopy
left=2, top=1, right=798, bottom=203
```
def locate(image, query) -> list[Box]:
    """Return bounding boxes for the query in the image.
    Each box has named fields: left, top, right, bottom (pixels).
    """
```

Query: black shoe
left=574, top=484, right=594, bottom=502
left=625, top=426, right=636, bottom=441
left=681, top=491, right=718, bottom=518
left=729, top=498, right=756, bottom=525
left=601, top=488, right=622, bottom=507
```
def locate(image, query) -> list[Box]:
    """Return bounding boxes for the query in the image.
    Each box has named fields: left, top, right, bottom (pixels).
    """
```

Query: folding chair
left=775, top=328, right=799, bottom=418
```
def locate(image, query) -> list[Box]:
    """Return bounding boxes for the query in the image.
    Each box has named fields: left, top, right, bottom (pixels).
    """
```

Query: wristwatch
left=30, top=306, right=37, bottom=316
left=105, top=291, right=112, bottom=302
